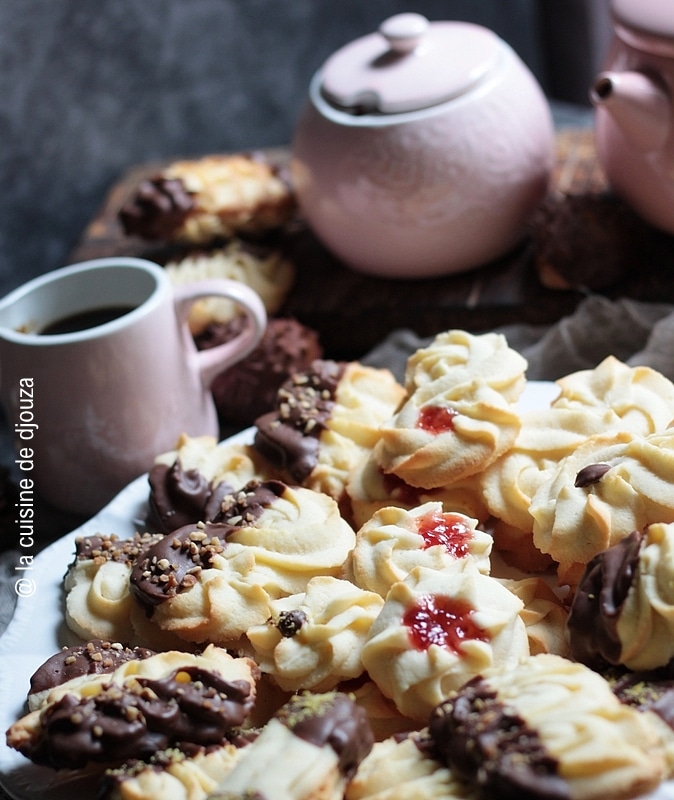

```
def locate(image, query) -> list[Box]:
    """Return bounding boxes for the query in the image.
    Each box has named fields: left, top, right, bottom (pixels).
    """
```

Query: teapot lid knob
left=379, top=13, right=429, bottom=54
left=318, top=16, right=501, bottom=114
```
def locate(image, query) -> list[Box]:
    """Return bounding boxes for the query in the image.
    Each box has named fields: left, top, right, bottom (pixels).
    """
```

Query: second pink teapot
left=590, top=0, right=674, bottom=234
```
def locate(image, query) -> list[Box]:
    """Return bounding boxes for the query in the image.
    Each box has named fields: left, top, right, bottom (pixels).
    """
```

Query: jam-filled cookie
left=428, top=653, right=670, bottom=800
left=6, top=645, right=259, bottom=770
left=118, top=152, right=295, bottom=243
left=360, top=564, right=529, bottom=723
left=350, top=502, right=492, bottom=599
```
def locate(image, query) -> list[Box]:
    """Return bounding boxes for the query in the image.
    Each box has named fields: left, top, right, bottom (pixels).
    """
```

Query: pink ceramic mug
left=0, top=257, right=267, bottom=515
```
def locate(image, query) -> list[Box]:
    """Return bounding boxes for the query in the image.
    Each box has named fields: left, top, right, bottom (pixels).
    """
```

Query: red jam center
left=416, top=405, right=457, bottom=434
left=417, top=510, right=472, bottom=557
left=403, top=594, right=488, bottom=653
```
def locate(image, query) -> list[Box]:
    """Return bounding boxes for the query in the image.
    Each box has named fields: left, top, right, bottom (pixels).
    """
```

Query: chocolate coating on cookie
left=147, top=460, right=234, bottom=534
left=30, top=640, right=155, bottom=696
left=253, top=359, right=346, bottom=482
left=22, top=666, right=254, bottom=769
left=429, top=677, right=568, bottom=800
left=213, top=479, right=286, bottom=526
left=119, top=176, right=194, bottom=240
left=567, top=529, right=643, bottom=669
left=130, top=521, right=237, bottom=614
left=277, top=692, right=374, bottom=779
left=609, top=665, right=674, bottom=730
left=73, top=532, right=163, bottom=564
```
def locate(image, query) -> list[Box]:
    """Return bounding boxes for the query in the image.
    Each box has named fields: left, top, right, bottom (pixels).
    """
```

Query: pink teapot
left=290, top=13, right=555, bottom=279
left=590, top=0, right=674, bottom=234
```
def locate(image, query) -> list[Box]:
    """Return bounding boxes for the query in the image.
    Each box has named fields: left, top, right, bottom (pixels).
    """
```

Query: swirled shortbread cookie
left=130, top=480, right=356, bottom=645
left=404, top=329, right=527, bottom=401
left=206, top=691, right=374, bottom=800
left=64, top=531, right=164, bottom=644
left=247, top=576, right=384, bottom=692
left=360, top=565, right=529, bottom=723
left=164, top=239, right=295, bottom=334
left=119, top=152, right=295, bottom=243
left=254, top=359, right=405, bottom=507
left=98, top=741, right=246, bottom=800
left=28, top=640, right=155, bottom=711
left=6, top=645, right=259, bottom=770
left=428, top=653, right=669, bottom=800
left=346, top=445, right=489, bottom=531
left=552, top=355, right=674, bottom=436
left=376, top=376, right=522, bottom=489
left=342, top=678, right=417, bottom=742
left=530, top=429, right=674, bottom=587
left=148, top=434, right=274, bottom=534
left=568, top=523, right=674, bottom=671
left=346, top=731, right=473, bottom=800
left=350, top=502, right=492, bottom=599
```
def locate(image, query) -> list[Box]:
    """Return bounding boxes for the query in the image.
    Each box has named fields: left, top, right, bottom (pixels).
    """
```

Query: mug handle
left=173, top=279, right=267, bottom=388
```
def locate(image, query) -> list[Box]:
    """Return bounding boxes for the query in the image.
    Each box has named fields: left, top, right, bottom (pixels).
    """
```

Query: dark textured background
left=0, top=0, right=611, bottom=299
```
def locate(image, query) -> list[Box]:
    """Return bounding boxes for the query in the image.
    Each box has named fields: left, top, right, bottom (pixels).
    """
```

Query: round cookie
left=361, top=564, right=529, bottom=723
left=148, top=434, right=274, bottom=534
left=376, top=375, right=522, bottom=489
left=350, top=502, right=492, bottom=599
left=404, top=328, right=527, bottom=401
left=247, top=575, right=384, bottom=693
left=530, top=429, right=674, bottom=588
left=208, top=692, right=374, bottom=800
left=196, top=316, right=323, bottom=426
left=130, top=480, right=356, bottom=645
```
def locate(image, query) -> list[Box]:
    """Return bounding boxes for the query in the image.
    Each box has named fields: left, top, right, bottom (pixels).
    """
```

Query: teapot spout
left=590, top=71, right=671, bottom=152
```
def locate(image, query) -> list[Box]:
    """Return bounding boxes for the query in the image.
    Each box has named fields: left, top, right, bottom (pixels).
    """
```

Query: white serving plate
left=1, top=384, right=673, bottom=799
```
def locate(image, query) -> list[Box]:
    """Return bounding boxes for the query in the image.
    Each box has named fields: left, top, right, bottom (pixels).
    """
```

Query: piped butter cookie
left=119, top=152, right=295, bottom=243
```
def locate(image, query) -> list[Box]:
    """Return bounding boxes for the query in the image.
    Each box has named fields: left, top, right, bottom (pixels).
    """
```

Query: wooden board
left=68, top=130, right=674, bottom=360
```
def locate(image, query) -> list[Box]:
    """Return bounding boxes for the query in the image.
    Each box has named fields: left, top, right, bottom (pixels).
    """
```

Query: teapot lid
left=611, top=0, right=674, bottom=55
left=319, top=13, right=502, bottom=114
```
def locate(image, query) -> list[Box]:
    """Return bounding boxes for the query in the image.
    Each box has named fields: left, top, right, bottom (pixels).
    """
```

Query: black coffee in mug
left=40, top=305, right=136, bottom=335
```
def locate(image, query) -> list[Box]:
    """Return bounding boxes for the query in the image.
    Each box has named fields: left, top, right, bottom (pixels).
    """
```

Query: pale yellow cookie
left=404, top=328, right=527, bottom=402
left=361, top=564, right=529, bottom=723
left=553, top=355, right=674, bottom=435
left=377, top=376, right=522, bottom=489
left=247, top=576, right=384, bottom=692
left=530, top=429, right=674, bottom=587
left=351, top=502, right=492, bottom=599
left=346, top=733, right=473, bottom=800
left=498, top=576, right=570, bottom=657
